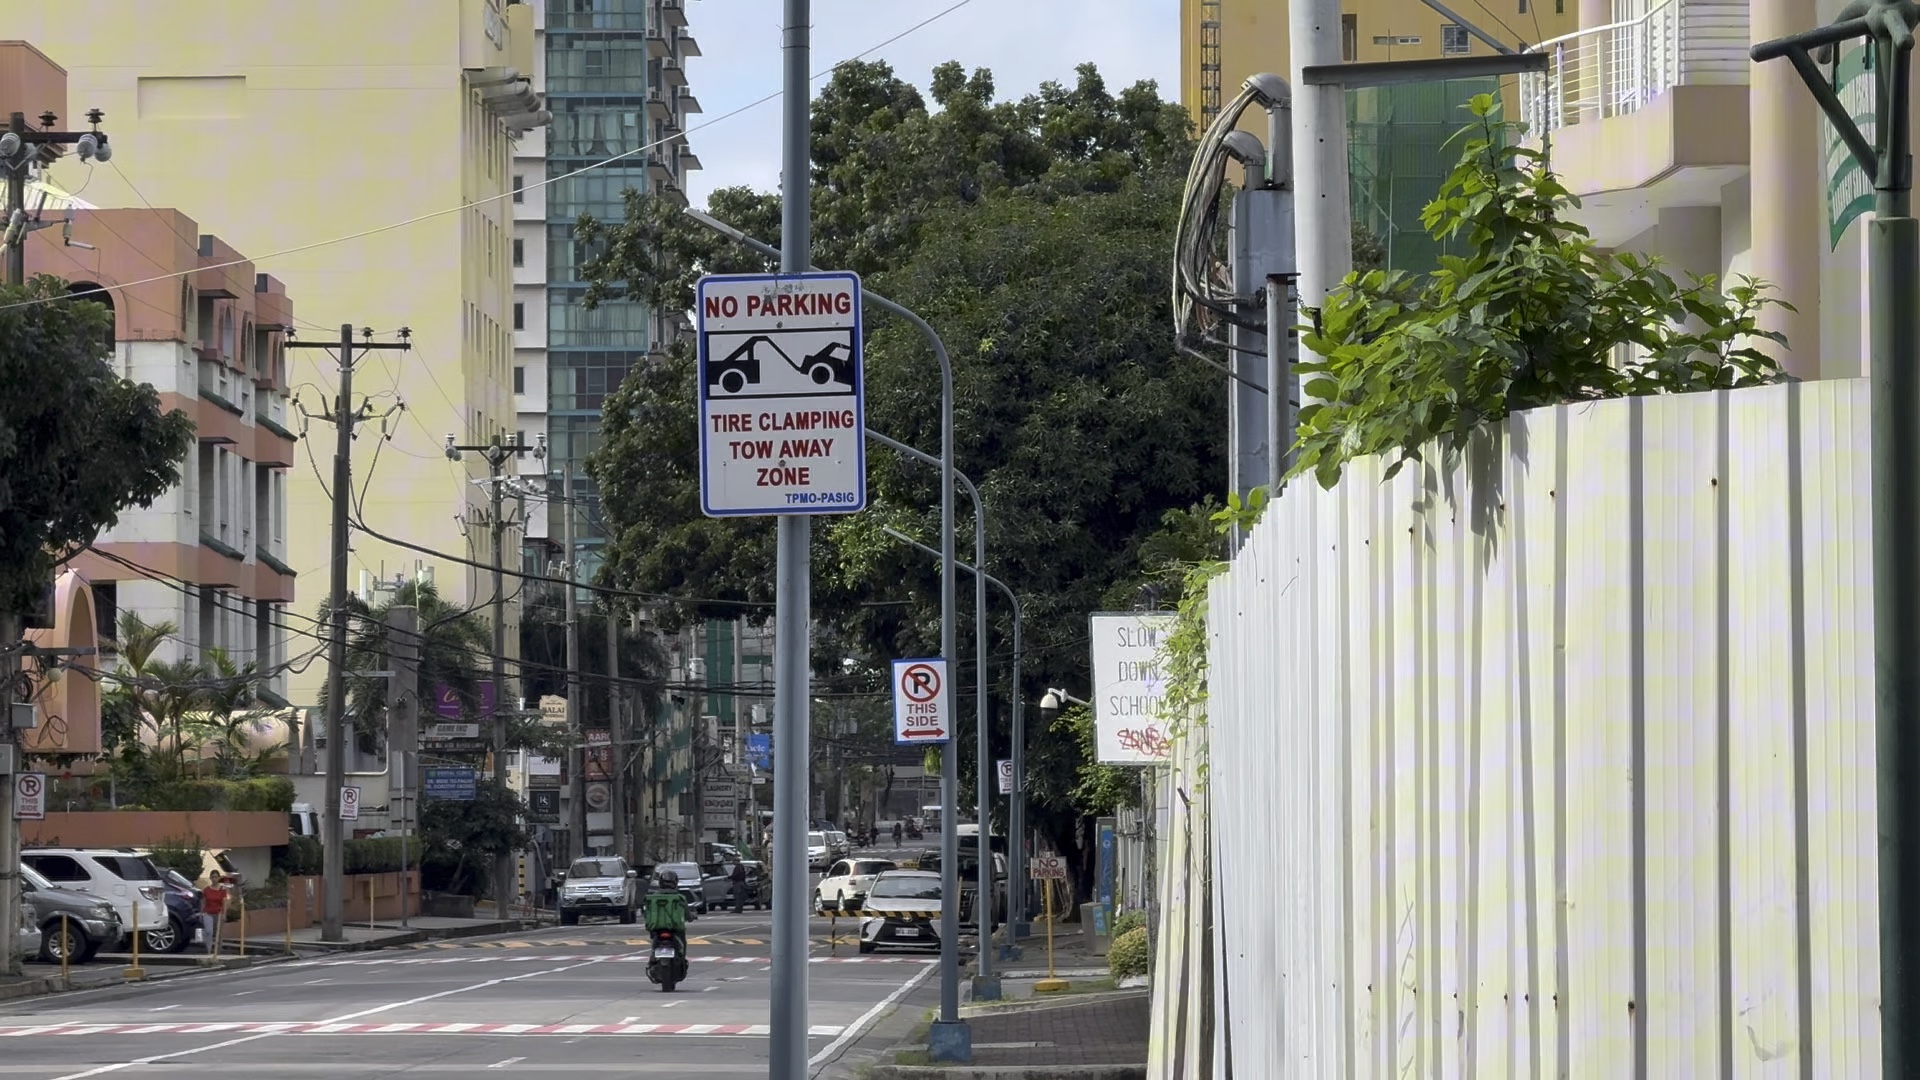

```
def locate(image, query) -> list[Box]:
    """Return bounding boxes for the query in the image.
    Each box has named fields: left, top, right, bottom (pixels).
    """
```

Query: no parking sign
left=340, top=785, right=361, bottom=820
left=13, top=773, right=44, bottom=821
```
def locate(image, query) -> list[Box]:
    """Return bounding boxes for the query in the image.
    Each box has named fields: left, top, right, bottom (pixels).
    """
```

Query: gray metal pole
left=770, top=0, right=813, bottom=1073
left=876, top=519, right=1026, bottom=953
left=387, top=605, right=420, bottom=930
left=682, top=208, right=964, bottom=1048
left=1290, top=0, right=1351, bottom=378
left=321, top=322, right=354, bottom=943
left=1873, top=41, right=1918, bottom=1079
left=969, top=475, right=995, bottom=993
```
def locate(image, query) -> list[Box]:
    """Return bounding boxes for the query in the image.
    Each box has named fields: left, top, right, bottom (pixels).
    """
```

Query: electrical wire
left=0, top=0, right=982, bottom=319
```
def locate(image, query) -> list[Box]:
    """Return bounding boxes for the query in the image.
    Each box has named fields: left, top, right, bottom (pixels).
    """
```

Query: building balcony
left=1517, top=0, right=1749, bottom=246
left=661, top=56, right=687, bottom=89
left=658, top=0, right=688, bottom=30
left=677, top=143, right=701, bottom=173
left=675, top=85, right=701, bottom=116
left=646, top=152, right=673, bottom=188
left=646, top=25, right=670, bottom=59
left=647, top=84, right=672, bottom=119
left=675, top=27, right=700, bottom=58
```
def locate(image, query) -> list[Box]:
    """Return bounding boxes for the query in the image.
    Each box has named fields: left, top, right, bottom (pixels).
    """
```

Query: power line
left=0, top=0, right=982, bottom=319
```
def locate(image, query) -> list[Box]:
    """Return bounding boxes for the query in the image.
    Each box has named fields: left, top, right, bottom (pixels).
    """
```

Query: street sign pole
left=777, top=7, right=814, bottom=1072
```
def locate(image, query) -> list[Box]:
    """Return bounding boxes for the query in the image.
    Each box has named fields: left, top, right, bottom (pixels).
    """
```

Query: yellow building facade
left=1179, top=0, right=1579, bottom=125
left=14, top=1, right=544, bottom=704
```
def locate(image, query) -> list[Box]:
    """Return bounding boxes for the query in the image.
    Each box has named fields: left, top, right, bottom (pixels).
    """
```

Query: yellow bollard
left=123, top=902, right=146, bottom=981
left=1034, top=879, right=1067, bottom=993
left=238, top=893, right=247, bottom=958
left=58, top=913, right=69, bottom=988
left=368, top=878, right=376, bottom=930
left=284, top=911, right=292, bottom=956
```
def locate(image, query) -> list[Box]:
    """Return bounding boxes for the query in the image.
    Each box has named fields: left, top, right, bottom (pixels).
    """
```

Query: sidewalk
left=0, top=954, right=269, bottom=1002
left=867, top=920, right=1149, bottom=1080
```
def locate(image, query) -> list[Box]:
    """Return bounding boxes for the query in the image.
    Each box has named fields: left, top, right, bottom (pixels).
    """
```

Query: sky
left=677, top=0, right=1180, bottom=205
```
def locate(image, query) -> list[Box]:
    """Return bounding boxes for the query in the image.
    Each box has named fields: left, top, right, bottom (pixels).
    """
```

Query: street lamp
left=1038, top=689, right=1090, bottom=718
left=879, top=524, right=1029, bottom=952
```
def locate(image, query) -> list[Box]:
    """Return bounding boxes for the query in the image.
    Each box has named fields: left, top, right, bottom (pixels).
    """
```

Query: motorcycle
left=646, top=929, right=688, bottom=992
left=905, top=824, right=923, bottom=841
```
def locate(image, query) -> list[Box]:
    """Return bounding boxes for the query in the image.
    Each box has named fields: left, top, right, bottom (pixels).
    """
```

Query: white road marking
left=231, top=990, right=262, bottom=997
left=807, top=961, right=937, bottom=1073
left=42, top=955, right=609, bottom=1080
left=660, top=1000, right=683, bottom=1009
left=148, top=1005, right=178, bottom=1012
left=485, top=1058, right=524, bottom=1070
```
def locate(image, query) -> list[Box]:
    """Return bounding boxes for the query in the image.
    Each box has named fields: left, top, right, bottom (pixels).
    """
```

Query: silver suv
left=558, top=856, right=638, bottom=926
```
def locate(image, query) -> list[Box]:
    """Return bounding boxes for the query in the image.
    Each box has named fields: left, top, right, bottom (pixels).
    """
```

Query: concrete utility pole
left=770, top=1, right=815, bottom=1074
left=1289, top=0, right=1352, bottom=378
left=446, top=433, right=544, bottom=918
left=0, top=110, right=117, bottom=970
left=386, top=605, right=420, bottom=929
left=607, top=606, right=627, bottom=862
left=562, top=468, right=584, bottom=860
left=1755, top=7, right=1920, bottom=1074
left=292, top=324, right=410, bottom=943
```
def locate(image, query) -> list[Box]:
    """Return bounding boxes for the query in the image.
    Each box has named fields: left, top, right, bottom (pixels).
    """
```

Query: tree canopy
left=576, top=60, right=1218, bottom=868
left=0, top=277, right=195, bottom=613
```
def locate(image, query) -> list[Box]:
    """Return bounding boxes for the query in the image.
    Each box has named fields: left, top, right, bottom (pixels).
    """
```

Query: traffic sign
left=340, top=785, right=361, bottom=820
left=892, top=658, right=950, bottom=744
left=1031, top=854, right=1068, bottom=880
left=696, top=271, right=868, bottom=517
left=13, top=773, right=44, bottom=821
left=423, top=766, right=477, bottom=801
left=997, top=759, right=1014, bottom=795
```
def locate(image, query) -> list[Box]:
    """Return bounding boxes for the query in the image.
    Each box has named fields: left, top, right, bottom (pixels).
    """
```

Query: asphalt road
left=0, top=860, right=946, bottom=1080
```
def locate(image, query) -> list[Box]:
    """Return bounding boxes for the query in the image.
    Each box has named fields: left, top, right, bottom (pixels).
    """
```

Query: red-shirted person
left=200, top=873, right=230, bottom=956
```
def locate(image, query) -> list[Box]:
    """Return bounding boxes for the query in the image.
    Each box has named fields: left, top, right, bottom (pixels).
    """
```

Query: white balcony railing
left=1519, top=0, right=1749, bottom=138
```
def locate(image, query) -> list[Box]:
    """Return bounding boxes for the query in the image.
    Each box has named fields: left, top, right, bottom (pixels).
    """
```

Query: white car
left=20, top=848, right=169, bottom=949
left=815, top=858, right=898, bottom=911
left=807, top=832, right=831, bottom=870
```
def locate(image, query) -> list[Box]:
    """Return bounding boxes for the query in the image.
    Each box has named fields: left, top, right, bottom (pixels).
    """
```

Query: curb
left=996, top=968, right=1107, bottom=980
left=871, top=1060, right=1136, bottom=1068
left=0, top=952, right=299, bottom=1006
left=959, top=987, right=1148, bottom=1020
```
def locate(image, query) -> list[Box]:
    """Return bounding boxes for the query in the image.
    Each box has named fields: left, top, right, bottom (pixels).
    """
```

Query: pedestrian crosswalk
left=403, top=936, right=768, bottom=949
left=0, top=1020, right=849, bottom=1039
left=303, top=954, right=935, bottom=967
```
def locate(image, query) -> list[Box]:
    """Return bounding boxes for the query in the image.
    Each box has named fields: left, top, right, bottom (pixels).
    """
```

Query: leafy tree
left=576, top=61, right=1218, bottom=886
left=0, top=277, right=195, bottom=613
left=318, top=580, right=499, bottom=754
left=518, top=590, right=667, bottom=732
left=188, top=648, right=280, bottom=779
left=1292, top=98, right=1789, bottom=489
left=418, top=779, right=529, bottom=897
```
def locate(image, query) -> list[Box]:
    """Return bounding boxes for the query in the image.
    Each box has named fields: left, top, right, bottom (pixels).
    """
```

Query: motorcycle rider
left=644, top=869, right=691, bottom=963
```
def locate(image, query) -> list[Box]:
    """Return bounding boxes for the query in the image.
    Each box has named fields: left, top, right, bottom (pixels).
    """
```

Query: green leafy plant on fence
left=344, top=836, right=408, bottom=876
left=1109, top=925, right=1152, bottom=980
left=1112, top=907, right=1147, bottom=938
left=1291, top=95, right=1790, bottom=491
left=276, top=835, right=322, bottom=878
left=139, top=777, right=295, bottom=813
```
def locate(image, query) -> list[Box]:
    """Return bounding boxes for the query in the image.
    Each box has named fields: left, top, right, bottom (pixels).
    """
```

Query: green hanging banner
left=1828, top=43, right=1878, bottom=251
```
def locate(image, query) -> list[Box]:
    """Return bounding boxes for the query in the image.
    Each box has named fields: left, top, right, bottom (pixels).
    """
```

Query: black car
left=148, top=869, right=199, bottom=953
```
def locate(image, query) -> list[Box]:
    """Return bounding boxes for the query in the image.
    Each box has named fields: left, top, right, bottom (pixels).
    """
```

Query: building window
left=512, top=175, right=525, bottom=202
left=513, top=304, right=525, bottom=332
left=1519, top=0, right=1527, bottom=11
left=513, top=237, right=524, bottom=267
left=514, top=365, right=526, bottom=394
left=1442, top=24, right=1471, bottom=55
left=1342, top=14, right=1358, bottom=61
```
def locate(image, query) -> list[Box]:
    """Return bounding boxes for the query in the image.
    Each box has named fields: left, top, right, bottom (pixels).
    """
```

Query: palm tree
left=319, top=580, right=492, bottom=755
left=189, top=648, right=282, bottom=779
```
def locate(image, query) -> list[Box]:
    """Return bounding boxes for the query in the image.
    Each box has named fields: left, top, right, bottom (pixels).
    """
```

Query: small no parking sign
left=13, top=773, right=44, bottom=821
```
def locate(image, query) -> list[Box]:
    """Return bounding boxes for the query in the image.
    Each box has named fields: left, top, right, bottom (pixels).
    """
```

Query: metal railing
left=1519, top=0, right=1749, bottom=137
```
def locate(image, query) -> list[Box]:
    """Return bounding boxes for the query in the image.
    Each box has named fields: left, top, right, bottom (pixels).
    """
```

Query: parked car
left=654, top=862, right=712, bottom=916
left=20, top=849, right=169, bottom=951
left=856, top=870, right=942, bottom=954
left=807, top=832, right=831, bottom=871
left=814, top=858, right=898, bottom=911
left=16, top=898, right=40, bottom=964
left=825, top=830, right=851, bottom=860
left=557, top=856, right=638, bottom=926
left=915, top=848, right=1008, bottom=927
left=19, top=864, right=119, bottom=964
left=701, top=860, right=768, bottom=911
left=150, top=869, right=203, bottom=953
